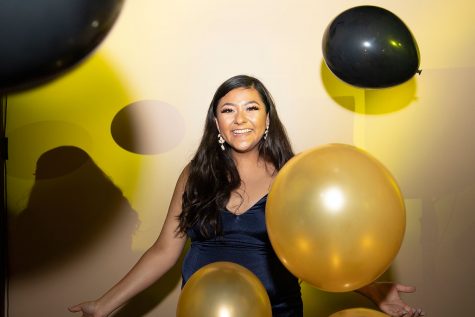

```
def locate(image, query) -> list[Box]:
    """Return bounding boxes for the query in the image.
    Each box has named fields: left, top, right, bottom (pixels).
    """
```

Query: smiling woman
left=214, top=87, right=269, bottom=154
left=69, top=75, right=424, bottom=317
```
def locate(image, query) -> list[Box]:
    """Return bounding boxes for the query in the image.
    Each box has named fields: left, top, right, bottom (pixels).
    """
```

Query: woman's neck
left=231, top=148, right=261, bottom=168
left=231, top=149, right=275, bottom=177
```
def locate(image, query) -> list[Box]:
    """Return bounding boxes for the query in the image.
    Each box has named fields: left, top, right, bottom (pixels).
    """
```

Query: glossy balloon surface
left=0, top=0, right=125, bottom=92
left=322, top=6, right=420, bottom=88
left=177, top=262, right=272, bottom=317
left=266, top=144, right=405, bottom=292
left=329, top=308, right=390, bottom=317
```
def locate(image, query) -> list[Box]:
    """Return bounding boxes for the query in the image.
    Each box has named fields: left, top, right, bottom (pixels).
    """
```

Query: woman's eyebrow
left=220, top=100, right=261, bottom=107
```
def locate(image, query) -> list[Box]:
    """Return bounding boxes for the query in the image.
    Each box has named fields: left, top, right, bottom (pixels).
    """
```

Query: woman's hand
left=357, top=282, right=425, bottom=317
left=68, top=301, right=105, bottom=317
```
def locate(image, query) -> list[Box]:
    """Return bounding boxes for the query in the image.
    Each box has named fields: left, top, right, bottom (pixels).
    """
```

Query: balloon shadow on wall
left=111, top=100, right=186, bottom=155
left=108, top=100, right=187, bottom=314
left=320, top=60, right=418, bottom=115
left=5, top=52, right=134, bottom=213
left=8, top=146, right=182, bottom=315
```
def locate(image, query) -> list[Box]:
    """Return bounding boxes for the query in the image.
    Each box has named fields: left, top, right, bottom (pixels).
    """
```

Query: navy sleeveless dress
left=182, top=194, right=303, bottom=317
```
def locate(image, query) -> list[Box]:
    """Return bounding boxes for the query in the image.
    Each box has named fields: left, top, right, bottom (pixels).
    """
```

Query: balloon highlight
left=177, top=262, right=272, bottom=317
left=266, top=144, right=406, bottom=292
left=322, top=6, right=420, bottom=88
left=0, top=0, right=125, bottom=92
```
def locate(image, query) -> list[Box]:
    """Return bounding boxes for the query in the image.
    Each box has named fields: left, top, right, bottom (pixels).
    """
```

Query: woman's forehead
left=219, top=87, right=263, bottom=105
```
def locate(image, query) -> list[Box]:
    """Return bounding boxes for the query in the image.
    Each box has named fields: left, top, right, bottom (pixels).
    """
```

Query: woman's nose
left=234, top=109, right=247, bottom=124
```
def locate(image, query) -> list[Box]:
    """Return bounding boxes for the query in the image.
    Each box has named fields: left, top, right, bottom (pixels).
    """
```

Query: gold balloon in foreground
left=266, top=144, right=405, bottom=292
left=176, top=262, right=272, bottom=317
left=329, top=307, right=389, bottom=317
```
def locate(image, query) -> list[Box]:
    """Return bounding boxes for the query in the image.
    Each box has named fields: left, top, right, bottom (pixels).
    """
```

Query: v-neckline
left=225, top=193, right=268, bottom=216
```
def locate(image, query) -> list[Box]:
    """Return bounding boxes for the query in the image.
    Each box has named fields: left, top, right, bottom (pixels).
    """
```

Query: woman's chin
left=230, top=144, right=260, bottom=154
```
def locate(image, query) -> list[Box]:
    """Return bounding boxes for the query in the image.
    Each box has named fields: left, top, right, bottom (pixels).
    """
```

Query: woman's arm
left=356, top=282, right=425, bottom=317
left=68, top=167, right=189, bottom=317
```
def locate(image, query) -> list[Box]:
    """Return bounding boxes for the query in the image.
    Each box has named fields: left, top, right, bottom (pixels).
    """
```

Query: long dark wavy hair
left=177, top=75, right=294, bottom=238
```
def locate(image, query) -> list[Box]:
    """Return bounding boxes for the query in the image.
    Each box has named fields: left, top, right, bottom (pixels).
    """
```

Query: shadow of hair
left=8, top=145, right=139, bottom=275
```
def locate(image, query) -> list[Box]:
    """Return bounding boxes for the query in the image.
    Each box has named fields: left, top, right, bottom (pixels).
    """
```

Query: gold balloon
left=266, top=144, right=405, bottom=292
left=176, top=262, right=272, bottom=317
left=329, top=308, right=389, bottom=317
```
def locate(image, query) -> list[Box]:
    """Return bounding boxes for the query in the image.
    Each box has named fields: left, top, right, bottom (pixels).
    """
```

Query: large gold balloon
left=266, top=144, right=405, bottom=292
left=329, top=308, right=389, bottom=317
left=176, top=262, right=272, bottom=317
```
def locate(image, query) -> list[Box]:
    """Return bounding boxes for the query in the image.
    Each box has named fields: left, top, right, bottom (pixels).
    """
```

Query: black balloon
left=0, top=0, right=125, bottom=93
left=322, top=6, right=420, bottom=88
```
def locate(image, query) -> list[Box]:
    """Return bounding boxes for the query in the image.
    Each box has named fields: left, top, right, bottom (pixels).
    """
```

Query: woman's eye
left=221, top=108, right=233, bottom=113
left=247, top=105, right=259, bottom=111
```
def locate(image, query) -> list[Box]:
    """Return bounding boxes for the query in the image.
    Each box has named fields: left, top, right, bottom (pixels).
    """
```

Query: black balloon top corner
left=0, top=0, right=125, bottom=93
left=322, top=5, right=420, bottom=89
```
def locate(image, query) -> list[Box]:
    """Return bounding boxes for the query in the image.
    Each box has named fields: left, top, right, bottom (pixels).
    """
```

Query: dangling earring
left=264, top=126, right=269, bottom=140
left=218, top=133, right=225, bottom=151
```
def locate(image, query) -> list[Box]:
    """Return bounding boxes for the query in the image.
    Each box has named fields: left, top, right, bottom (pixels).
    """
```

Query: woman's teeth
left=233, top=129, right=252, bottom=134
